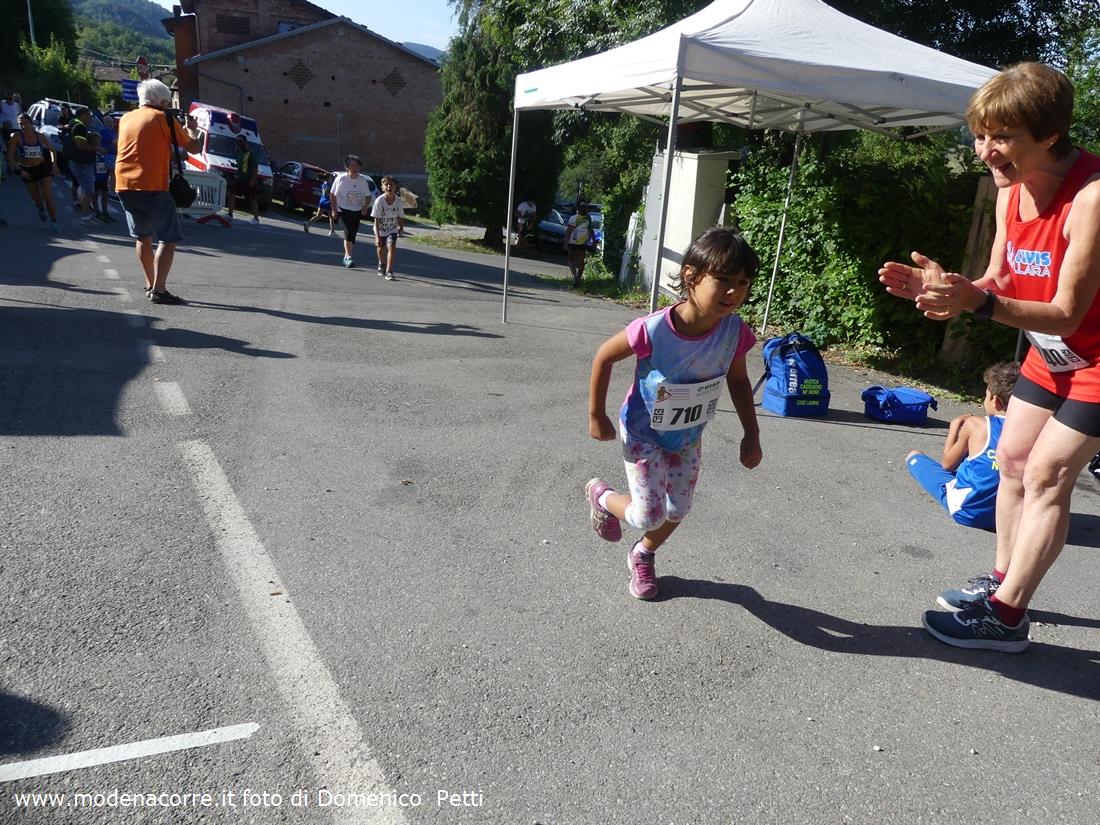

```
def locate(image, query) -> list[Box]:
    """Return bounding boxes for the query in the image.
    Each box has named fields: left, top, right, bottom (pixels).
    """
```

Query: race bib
left=346, top=190, right=365, bottom=208
left=650, top=378, right=723, bottom=431
left=1027, top=331, right=1089, bottom=373
left=95, top=161, right=107, bottom=174
left=21, top=145, right=43, bottom=160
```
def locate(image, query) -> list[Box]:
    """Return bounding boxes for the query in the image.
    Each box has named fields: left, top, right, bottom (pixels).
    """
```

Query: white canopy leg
left=760, top=125, right=804, bottom=338
left=648, top=78, right=683, bottom=313
left=503, top=107, right=520, bottom=323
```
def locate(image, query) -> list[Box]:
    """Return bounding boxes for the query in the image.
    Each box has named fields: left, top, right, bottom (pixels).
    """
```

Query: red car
left=273, top=161, right=334, bottom=212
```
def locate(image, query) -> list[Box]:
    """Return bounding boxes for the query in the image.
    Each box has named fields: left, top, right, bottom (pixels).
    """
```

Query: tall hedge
left=731, top=132, right=1016, bottom=363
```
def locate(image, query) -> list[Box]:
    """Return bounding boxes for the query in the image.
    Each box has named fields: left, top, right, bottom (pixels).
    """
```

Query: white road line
left=153, top=382, right=192, bottom=416
left=0, top=723, right=258, bottom=782
left=84, top=240, right=99, bottom=250
left=112, top=286, right=132, bottom=303
left=123, top=310, right=146, bottom=328
left=178, top=441, right=406, bottom=825
left=141, top=340, right=166, bottom=363
left=103, top=268, right=120, bottom=280
left=97, top=254, right=111, bottom=263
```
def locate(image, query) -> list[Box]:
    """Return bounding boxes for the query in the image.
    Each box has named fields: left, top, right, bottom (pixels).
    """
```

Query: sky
left=148, top=0, right=459, bottom=50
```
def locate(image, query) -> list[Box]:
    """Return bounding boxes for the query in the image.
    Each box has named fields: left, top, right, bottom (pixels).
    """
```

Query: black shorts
left=1012, top=374, right=1100, bottom=437
left=19, top=164, right=51, bottom=183
left=568, top=243, right=588, bottom=253
left=340, top=209, right=363, bottom=243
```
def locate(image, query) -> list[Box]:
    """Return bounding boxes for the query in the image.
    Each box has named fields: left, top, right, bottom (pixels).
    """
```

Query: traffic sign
left=121, top=79, right=138, bottom=102
left=136, top=56, right=150, bottom=80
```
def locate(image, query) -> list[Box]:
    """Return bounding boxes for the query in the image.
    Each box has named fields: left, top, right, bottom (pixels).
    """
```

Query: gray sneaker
left=937, top=573, right=1000, bottom=612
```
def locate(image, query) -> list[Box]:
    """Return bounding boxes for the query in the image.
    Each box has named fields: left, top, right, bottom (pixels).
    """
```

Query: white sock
left=597, top=490, right=615, bottom=511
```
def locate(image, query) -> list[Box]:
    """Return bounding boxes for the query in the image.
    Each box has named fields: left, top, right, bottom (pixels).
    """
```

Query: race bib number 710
left=650, top=378, right=723, bottom=431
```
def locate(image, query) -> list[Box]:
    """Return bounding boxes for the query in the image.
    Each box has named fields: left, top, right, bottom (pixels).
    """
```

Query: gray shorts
left=118, top=190, right=183, bottom=244
left=70, top=161, right=96, bottom=197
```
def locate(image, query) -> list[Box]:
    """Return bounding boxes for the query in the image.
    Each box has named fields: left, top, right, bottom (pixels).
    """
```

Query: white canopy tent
left=501, top=0, right=996, bottom=327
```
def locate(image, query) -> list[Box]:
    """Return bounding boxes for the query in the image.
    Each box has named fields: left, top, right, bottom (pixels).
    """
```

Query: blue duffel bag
left=861, top=385, right=938, bottom=424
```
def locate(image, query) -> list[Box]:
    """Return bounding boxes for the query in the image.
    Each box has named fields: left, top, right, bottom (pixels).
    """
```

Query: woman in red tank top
left=879, top=62, right=1100, bottom=654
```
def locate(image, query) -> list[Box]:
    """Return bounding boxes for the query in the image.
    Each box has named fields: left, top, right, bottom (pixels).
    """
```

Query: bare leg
left=38, top=179, right=57, bottom=220
left=153, top=242, right=176, bottom=292
left=250, top=197, right=259, bottom=220
left=135, top=237, right=156, bottom=290
left=995, top=417, right=1100, bottom=609
left=343, top=239, right=355, bottom=258
left=376, top=243, right=385, bottom=269
left=386, top=242, right=396, bottom=273
left=22, top=178, right=44, bottom=209
left=600, top=493, right=681, bottom=552
left=992, top=397, right=1054, bottom=575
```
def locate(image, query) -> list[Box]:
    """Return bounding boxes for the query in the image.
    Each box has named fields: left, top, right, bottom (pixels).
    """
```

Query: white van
left=186, top=102, right=273, bottom=211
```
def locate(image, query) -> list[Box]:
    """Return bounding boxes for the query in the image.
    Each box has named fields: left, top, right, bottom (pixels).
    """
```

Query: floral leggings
left=621, top=436, right=703, bottom=531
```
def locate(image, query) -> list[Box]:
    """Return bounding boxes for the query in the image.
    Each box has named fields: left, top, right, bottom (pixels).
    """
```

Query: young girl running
left=585, top=228, right=762, bottom=600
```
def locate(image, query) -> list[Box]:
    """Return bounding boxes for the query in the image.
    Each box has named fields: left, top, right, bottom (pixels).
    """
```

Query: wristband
left=971, top=289, right=996, bottom=320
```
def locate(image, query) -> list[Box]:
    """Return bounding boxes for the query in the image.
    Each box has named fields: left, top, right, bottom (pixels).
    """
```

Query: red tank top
left=1004, top=149, right=1100, bottom=401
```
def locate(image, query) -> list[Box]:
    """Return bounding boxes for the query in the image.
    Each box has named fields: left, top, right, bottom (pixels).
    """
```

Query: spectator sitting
left=904, top=362, right=1019, bottom=531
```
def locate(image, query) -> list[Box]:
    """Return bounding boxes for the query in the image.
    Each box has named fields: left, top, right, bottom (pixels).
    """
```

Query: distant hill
left=402, top=42, right=445, bottom=64
left=71, top=0, right=171, bottom=41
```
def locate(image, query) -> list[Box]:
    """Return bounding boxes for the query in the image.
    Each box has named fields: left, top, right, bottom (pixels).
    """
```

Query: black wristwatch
left=971, top=289, right=997, bottom=320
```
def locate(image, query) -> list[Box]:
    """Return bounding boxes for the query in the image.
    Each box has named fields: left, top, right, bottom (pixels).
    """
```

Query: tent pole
left=760, top=125, right=804, bottom=338
left=649, top=77, right=682, bottom=313
left=502, top=107, right=520, bottom=324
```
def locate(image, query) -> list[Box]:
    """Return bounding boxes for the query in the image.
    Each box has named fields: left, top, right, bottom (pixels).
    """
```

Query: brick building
left=162, top=0, right=441, bottom=180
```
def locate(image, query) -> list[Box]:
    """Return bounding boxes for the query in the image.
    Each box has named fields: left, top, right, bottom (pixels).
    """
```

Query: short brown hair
left=966, top=62, right=1075, bottom=159
left=670, top=227, right=760, bottom=297
left=983, top=362, right=1019, bottom=407
left=381, top=175, right=395, bottom=187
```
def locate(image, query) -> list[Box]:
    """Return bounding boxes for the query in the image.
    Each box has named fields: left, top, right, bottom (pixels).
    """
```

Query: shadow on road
left=659, top=578, right=1100, bottom=701
left=0, top=305, right=293, bottom=436
left=0, top=691, right=69, bottom=756
left=185, top=300, right=504, bottom=338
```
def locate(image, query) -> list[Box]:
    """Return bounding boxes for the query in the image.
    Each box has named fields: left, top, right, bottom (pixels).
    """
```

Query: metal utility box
left=636, top=149, right=741, bottom=295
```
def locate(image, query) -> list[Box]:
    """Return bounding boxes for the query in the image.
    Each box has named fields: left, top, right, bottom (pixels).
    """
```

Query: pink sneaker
left=628, top=544, right=658, bottom=600
left=585, top=478, right=622, bottom=542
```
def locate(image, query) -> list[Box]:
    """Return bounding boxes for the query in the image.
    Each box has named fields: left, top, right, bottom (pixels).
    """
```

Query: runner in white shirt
left=329, top=154, right=375, bottom=268
left=515, top=197, right=536, bottom=247
left=370, top=175, right=405, bottom=280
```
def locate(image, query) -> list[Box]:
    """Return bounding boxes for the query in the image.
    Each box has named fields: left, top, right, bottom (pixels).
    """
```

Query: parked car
left=25, top=98, right=103, bottom=154
left=273, top=161, right=335, bottom=212
left=536, top=208, right=603, bottom=252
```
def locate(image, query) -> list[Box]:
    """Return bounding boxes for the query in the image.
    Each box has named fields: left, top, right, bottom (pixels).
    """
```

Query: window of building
left=216, top=15, right=251, bottom=36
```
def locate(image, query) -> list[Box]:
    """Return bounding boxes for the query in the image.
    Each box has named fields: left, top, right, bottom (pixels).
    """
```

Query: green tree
left=15, top=38, right=103, bottom=108
left=425, top=22, right=559, bottom=244
left=0, top=0, right=76, bottom=78
left=1062, top=17, right=1100, bottom=153
left=77, top=17, right=174, bottom=65
left=71, top=0, right=173, bottom=40
left=827, top=0, right=1084, bottom=68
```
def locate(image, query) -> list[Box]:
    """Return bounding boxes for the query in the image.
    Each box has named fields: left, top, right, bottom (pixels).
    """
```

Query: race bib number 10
left=1027, top=331, right=1089, bottom=373
left=650, top=378, right=723, bottom=431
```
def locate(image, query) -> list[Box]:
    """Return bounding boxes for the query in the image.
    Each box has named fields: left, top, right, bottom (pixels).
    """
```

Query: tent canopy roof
left=514, top=0, right=997, bottom=135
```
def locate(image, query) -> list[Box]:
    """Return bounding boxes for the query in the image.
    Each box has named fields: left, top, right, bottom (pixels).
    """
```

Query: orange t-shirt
left=114, top=107, right=191, bottom=192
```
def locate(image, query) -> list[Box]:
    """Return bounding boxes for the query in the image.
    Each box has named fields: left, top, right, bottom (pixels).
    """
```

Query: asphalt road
left=1, top=181, right=1098, bottom=825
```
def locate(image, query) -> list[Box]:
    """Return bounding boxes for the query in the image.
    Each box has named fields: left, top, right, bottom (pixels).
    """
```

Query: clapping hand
left=878, top=251, right=947, bottom=301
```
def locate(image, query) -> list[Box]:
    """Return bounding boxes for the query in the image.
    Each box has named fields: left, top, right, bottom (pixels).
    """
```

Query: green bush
left=731, top=132, right=1015, bottom=364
